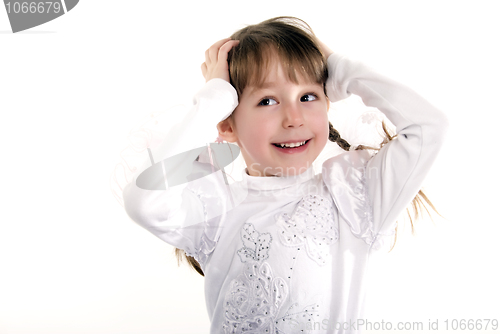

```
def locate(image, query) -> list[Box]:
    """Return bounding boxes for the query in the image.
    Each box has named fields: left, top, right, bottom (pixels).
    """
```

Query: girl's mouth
left=272, top=139, right=310, bottom=153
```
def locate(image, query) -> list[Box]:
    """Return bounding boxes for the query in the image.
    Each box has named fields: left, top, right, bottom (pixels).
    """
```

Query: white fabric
left=122, top=53, right=448, bottom=333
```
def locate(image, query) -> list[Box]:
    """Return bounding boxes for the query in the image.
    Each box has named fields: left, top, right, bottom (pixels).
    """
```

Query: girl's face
left=229, top=60, right=330, bottom=177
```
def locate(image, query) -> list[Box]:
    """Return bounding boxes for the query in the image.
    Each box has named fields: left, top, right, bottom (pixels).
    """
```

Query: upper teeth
left=278, top=141, right=306, bottom=148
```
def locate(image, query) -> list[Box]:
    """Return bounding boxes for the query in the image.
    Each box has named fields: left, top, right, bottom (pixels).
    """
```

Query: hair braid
left=328, top=121, right=352, bottom=151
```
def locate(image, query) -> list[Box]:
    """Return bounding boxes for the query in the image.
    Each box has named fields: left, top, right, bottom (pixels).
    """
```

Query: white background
left=1, top=1, right=499, bottom=333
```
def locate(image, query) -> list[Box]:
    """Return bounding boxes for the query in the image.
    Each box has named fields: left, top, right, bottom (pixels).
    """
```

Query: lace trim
left=185, top=187, right=217, bottom=267
left=349, top=155, right=396, bottom=251
left=351, top=163, right=377, bottom=246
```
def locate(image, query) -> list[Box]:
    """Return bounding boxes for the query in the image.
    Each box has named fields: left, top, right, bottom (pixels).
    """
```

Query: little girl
left=122, top=16, right=448, bottom=333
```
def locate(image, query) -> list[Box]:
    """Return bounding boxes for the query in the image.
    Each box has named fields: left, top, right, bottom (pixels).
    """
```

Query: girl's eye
left=258, top=98, right=278, bottom=106
left=300, top=94, right=317, bottom=102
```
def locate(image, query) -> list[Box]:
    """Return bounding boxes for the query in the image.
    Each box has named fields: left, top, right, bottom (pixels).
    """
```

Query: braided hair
left=328, top=121, right=353, bottom=151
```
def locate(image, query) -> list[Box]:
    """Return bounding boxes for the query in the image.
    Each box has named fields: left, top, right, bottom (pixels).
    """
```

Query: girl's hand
left=201, top=38, right=240, bottom=83
left=316, top=38, right=334, bottom=59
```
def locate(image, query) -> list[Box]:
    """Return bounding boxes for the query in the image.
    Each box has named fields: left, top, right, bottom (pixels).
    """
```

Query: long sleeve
left=141, top=78, right=238, bottom=166
left=322, top=53, right=449, bottom=250
left=122, top=79, right=239, bottom=266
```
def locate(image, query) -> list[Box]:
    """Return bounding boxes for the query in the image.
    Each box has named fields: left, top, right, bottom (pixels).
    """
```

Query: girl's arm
left=122, top=40, right=239, bottom=266
left=323, top=52, right=449, bottom=249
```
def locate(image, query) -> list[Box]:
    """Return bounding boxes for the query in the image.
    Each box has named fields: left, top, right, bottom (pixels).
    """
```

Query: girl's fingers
left=202, top=38, right=239, bottom=82
left=316, top=38, right=334, bottom=59
left=207, top=37, right=232, bottom=63
left=205, top=48, right=211, bottom=65
left=201, top=62, right=207, bottom=77
left=218, top=40, right=240, bottom=62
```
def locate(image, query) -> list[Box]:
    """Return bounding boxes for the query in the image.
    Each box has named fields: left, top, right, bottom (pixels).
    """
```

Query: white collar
left=240, top=166, right=316, bottom=191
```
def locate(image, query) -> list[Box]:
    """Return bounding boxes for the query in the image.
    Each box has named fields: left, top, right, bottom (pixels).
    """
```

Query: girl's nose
left=282, top=103, right=304, bottom=128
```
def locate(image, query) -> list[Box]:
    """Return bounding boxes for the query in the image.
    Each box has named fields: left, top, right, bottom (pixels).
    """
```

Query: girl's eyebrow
left=258, top=81, right=277, bottom=89
left=247, top=82, right=277, bottom=96
left=246, top=81, right=323, bottom=97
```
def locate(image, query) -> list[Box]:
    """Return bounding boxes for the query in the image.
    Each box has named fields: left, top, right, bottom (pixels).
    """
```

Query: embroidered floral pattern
left=223, top=216, right=326, bottom=333
left=276, top=303, right=321, bottom=333
left=276, top=195, right=338, bottom=265
left=237, top=223, right=272, bottom=263
left=223, top=261, right=288, bottom=333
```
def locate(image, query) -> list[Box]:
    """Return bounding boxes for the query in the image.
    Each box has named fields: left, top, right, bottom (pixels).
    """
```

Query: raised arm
left=122, top=39, right=240, bottom=265
left=323, top=52, right=449, bottom=249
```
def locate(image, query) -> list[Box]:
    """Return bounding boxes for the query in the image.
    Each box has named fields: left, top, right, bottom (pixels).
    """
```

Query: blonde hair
left=176, top=16, right=439, bottom=275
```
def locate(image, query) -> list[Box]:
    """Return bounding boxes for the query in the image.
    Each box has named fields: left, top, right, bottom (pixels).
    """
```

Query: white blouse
left=122, top=53, right=448, bottom=333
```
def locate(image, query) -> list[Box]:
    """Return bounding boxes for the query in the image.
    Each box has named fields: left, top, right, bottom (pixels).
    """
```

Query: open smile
left=272, top=139, right=311, bottom=153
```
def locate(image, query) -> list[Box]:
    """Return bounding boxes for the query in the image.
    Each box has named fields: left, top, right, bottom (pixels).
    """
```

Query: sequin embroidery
left=237, top=223, right=272, bottom=263
left=222, top=261, right=288, bottom=333
left=276, top=194, right=338, bottom=266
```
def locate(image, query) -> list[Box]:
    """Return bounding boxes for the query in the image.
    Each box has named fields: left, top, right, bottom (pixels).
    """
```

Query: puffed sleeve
left=322, top=54, right=449, bottom=251
left=122, top=79, right=240, bottom=268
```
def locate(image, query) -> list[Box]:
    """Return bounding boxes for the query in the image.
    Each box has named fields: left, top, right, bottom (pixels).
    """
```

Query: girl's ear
left=217, top=117, right=238, bottom=143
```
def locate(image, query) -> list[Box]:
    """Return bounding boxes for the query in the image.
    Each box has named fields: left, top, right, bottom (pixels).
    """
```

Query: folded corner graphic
left=137, top=143, right=240, bottom=190
left=136, top=143, right=246, bottom=222
left=4, top=0, right=79, bottom=33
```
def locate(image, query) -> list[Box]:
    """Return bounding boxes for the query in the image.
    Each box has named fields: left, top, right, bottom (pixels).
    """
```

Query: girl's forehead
left=248, top=57, right=317, bottom=90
